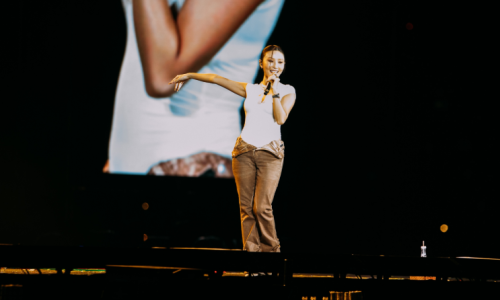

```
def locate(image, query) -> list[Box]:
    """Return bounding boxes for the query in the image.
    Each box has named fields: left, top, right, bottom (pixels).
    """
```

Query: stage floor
left=2, top=267, right=497, bottom=282
left=2, top=246, right=500, bottom=299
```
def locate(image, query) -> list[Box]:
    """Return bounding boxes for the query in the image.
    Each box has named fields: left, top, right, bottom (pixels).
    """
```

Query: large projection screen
left=106, top=0, right=284, bottom=177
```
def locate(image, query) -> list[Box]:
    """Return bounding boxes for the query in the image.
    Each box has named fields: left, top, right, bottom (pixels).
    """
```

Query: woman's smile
left=261, top=50, right=285, bottom=79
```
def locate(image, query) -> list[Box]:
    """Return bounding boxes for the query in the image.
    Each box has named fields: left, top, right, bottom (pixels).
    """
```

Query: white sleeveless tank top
left=240, top=83, right=296, bottom=147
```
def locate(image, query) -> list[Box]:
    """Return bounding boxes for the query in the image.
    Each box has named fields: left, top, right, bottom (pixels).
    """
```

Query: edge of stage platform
left=1, top=245, right=500, bottom=281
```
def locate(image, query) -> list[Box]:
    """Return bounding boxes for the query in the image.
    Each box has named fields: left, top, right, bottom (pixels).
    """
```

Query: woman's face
left=260, top=51, right=285, bottom=79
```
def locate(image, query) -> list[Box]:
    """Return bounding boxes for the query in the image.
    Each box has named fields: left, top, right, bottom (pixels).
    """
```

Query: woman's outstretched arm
left=170, top=73, right=247, bottom=98
left=133, top=0, right=262, bottom=98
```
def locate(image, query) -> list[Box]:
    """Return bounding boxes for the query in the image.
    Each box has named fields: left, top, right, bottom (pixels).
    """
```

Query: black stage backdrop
left=2, top=0, right=497, bottom=256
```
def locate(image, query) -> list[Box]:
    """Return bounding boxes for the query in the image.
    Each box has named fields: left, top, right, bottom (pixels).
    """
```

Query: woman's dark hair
left=260, top=45, right=285, bottom=60
left=260, top=45, right=284, bottom=61
left=260, top=45, right=285, bottom=72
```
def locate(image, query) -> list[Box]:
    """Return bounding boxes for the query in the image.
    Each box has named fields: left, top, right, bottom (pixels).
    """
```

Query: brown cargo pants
left=232, top=137, right=284, bottom=252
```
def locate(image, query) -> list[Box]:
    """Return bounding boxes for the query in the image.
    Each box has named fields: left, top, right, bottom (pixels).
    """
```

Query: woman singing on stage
left=170, top=45, right=296, bottom=252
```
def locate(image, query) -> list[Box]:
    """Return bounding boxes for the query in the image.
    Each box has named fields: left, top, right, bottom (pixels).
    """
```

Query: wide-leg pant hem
left=233, top=144, right=283, bottom=253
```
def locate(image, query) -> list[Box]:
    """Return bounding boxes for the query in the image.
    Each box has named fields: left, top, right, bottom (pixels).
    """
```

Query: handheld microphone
left=263, top=73, right=278, bottom=95
left=263, top=82, right=272, bottom=95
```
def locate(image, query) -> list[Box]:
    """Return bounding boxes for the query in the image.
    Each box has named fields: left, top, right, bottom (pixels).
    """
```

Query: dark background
left=2, top=0, right=497, bottom=257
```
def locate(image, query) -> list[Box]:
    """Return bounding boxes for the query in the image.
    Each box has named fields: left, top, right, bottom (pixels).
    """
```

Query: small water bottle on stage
left=421, top=241, right=427, bottom=257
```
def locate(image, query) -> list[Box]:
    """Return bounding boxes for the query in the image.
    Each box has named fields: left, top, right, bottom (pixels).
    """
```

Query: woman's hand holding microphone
left=267, top=72, right=281, bottom=97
